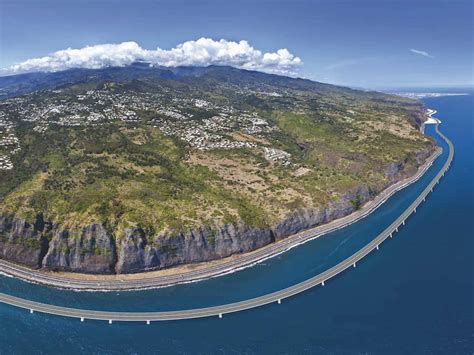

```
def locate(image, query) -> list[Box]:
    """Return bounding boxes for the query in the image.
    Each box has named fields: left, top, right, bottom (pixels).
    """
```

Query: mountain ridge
left=0, top=63, right=377, bottom=99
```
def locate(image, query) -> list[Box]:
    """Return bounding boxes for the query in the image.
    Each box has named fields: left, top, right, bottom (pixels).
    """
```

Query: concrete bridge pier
left=108, top=320, right=112, bottom=324
left=402, top=220, right=405, bottom=226
left=219, top=313, right=223, bottom=318
left=30, top=309, right=34, bottom=314
left=321, top=281, right=325, bottom=286
left=353, top=262, right=356, bottom=268
left=146, top=320, right=150, bottom=325
left=80, top=317, right=84, bottom=322
left=278, top=299, right=281, bottom=304
left=376, top=245, right=379, bottom=250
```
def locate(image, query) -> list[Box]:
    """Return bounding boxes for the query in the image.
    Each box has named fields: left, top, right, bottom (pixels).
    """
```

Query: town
left=0, top=87, right=293, bottom=170
left=0, top=109, right=19, bottom=170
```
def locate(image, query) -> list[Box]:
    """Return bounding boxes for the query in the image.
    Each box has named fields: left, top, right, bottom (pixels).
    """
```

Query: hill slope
left=0, top=66, right=434, bottom=274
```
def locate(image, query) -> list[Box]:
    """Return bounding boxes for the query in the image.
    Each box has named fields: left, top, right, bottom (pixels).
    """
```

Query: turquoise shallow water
left=0, top=93, right=472, bottom=354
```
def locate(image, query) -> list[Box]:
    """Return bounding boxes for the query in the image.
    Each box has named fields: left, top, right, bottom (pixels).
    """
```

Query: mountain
left=0, top=64, right=402, bottom=99
left=0, top=65, right=434, bottom=274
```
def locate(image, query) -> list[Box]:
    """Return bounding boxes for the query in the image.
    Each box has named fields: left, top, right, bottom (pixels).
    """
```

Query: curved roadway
left=0, top=123, right=453, bottom=322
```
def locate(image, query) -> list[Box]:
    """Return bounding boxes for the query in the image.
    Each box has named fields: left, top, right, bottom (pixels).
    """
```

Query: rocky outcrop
left=414, top=147, right=434, bottom=165
left=115, top=228, right=148, bottom=273
left=272, top=185, right=370, bottom=239
left=115, top=223, right=274, bottom=273
left=42, top=224, right=116, bottom=274
left=0, top=214, right=49, bottom=268
left=384, top=147, right=434, bottom=185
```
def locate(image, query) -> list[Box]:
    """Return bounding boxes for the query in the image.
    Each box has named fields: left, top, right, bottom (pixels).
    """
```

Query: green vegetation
left=0, top=66, right=434, bottom=238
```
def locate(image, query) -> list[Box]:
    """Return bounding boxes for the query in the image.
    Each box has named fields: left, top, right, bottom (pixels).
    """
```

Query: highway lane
left=0, top=123, right=453, bottom=322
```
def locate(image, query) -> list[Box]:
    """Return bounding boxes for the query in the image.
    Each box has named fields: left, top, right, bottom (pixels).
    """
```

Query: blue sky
left=0, top=0, right=472, bottom=88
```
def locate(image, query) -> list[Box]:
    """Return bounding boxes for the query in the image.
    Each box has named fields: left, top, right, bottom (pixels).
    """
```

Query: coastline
left=0, top=120, right=455, bottom=321
left=0, top=118, right=442, bottom=291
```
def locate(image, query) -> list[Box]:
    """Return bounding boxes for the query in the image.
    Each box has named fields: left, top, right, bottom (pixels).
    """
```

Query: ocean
left=0, top=92, right=472, bottom=354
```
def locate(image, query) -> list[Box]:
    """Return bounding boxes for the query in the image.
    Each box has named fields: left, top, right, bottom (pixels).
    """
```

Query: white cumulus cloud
left=6, top=38, right=303, bottom=76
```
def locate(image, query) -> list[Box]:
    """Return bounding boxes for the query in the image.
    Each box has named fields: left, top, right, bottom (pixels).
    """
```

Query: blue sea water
left=0, top=92, right=472, bottom=354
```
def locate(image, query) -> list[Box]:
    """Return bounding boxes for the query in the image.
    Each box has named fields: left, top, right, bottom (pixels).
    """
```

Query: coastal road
left=0, top=122, right=453, bottom=322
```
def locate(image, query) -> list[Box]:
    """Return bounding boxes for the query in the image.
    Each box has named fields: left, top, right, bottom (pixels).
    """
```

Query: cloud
left=409, top=48, right=434, bottom=58
left=5, top=38, right=303, bottom=76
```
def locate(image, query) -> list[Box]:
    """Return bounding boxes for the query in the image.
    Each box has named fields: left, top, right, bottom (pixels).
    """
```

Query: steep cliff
left=115, top=223, right=275, bottom=273
left=0, top=215, right=49, bottom=268
left=41, top=224, right=116, bottom=274
left=39, top=184, right=368, bottom=274
left=0, top=183, right=376, bottom=274
left=384, top=147, right=433, bottom=186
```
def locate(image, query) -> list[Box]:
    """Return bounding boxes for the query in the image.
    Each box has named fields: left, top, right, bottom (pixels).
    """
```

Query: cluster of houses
left=0, top=112, right=19, bottom=170
left=263, top=147, right=292, bottom=165
left=151, top=107, right=278, bottom=151
left=0, top=132, right=20, bottom=150
left=0, top=90, right=156, bottom=130
left=0, top=155, right=13, bottom=170
left=0, top=87, right=294, bottom=169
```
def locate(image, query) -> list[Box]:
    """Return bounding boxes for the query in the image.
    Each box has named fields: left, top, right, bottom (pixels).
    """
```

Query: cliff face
left=0, top=215, right=49, bottom=268
left=0, top=150, right=432, bottom=274
left=42, top=224, right=116, bottom=274
left=115, top=223, right=274, bottom=273
left=0, top=184, right=371, bottom=274
left=272, top=185, right=370, bottom=240
left=384, top=147, right=433, bottom=186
